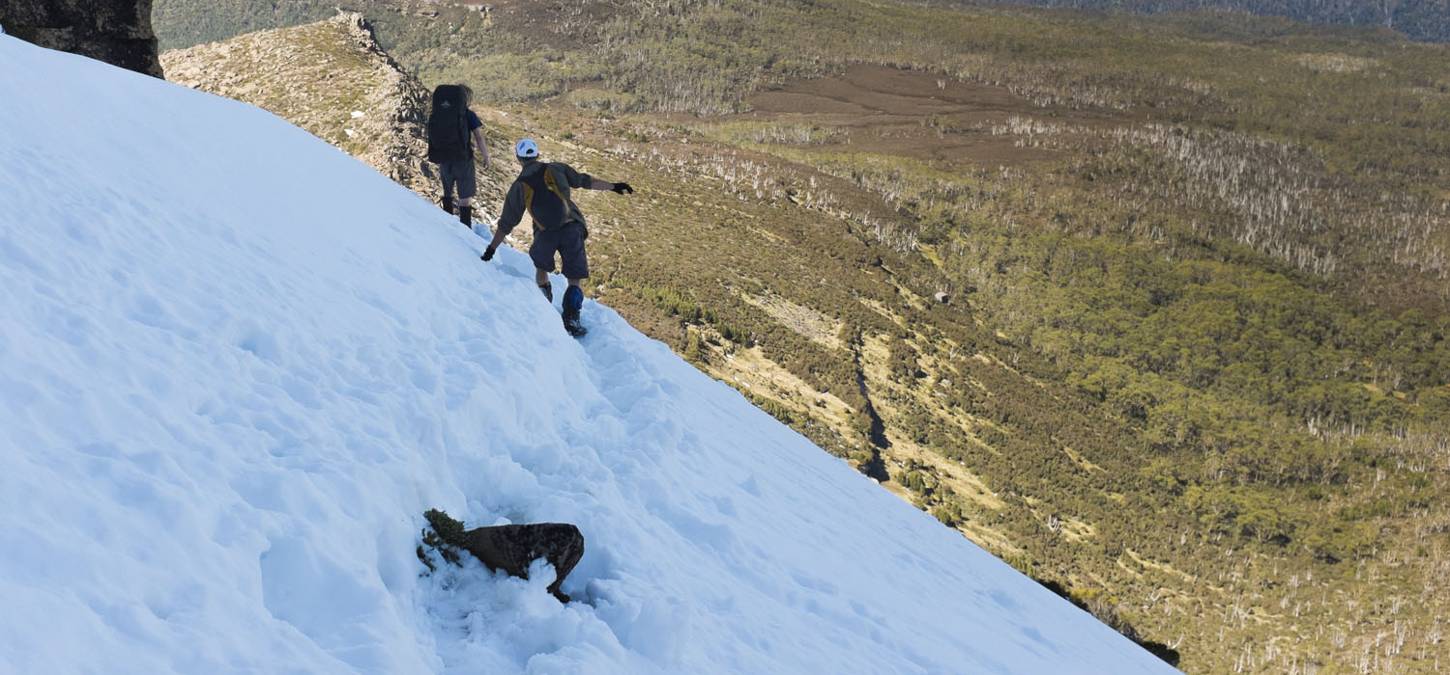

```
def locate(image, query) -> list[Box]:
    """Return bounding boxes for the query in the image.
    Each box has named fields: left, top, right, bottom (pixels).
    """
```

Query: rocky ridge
left=161, top=13, right=443, bottom=202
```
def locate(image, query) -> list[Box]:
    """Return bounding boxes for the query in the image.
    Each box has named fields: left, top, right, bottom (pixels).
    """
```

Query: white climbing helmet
left=515, top=138, right=540, bottom=159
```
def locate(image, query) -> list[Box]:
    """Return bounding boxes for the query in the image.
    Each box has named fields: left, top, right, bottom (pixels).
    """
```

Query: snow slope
left=0, top=36, right=1173, bottom=674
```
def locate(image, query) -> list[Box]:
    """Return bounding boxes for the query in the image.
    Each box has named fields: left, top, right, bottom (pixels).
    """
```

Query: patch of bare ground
left=738, top=64, right=1124, bottom=168
left=738, top=292, right=845, bottom=351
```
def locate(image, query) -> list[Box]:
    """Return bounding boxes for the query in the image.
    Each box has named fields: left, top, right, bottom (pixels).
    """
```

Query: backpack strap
left=541, top=164, right=582, bottom=223
left=542, top=164, right=566, bottom=201
left=521, top=163, right=580, bottom=229
left=519, top=162, right=549, bottom=224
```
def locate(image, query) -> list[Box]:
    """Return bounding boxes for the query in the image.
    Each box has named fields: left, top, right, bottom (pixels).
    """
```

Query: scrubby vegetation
left=155, top=1, right=1450, bottom=670
left=948, top=0, right=1450, bottom=44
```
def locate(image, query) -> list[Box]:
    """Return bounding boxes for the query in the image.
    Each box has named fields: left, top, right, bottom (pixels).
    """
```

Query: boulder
left=0, top=0, right=162, bottom=77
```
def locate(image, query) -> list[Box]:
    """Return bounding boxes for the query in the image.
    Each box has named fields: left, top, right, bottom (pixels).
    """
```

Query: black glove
left=611, top=182, right=634, bottom=195
left=482, top=245, right=496, bottom=262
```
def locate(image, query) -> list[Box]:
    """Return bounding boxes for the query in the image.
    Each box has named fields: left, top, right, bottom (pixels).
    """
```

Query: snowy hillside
left=0, top=35, right=1172, bottom=674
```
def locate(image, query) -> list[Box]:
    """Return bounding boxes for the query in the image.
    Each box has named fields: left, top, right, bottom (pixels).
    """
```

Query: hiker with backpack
left=426, top=84, right=490, bottom=228
left=480, top=138, right=633, bottom=337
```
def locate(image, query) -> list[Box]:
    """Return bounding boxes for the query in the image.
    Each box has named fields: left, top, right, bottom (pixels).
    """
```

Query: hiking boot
left=562, top=309, right=587, bottom=337
left=538, top=283, right=553, bottom=303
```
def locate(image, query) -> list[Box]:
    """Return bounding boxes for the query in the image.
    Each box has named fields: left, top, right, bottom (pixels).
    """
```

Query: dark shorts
left=530, top=222, right=589, bottom=279
left=438, top=159, right=476, bottom=200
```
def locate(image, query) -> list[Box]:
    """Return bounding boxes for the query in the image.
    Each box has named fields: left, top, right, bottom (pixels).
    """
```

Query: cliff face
left=0, top=0, right=162, bottom=76
left=161, top=13, right=443, bottom=202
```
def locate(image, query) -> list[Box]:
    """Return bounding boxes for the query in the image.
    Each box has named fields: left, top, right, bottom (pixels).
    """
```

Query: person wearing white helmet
left=481, top=138, right=633, bottom=337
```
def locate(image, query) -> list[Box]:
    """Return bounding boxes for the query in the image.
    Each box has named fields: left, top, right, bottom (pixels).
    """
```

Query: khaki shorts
left=438, top=159, right=476, bottom=200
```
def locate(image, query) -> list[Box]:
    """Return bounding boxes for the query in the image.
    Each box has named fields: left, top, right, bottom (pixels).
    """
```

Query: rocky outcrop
left=0, top=0, right=162, bottom=76
left=161, top=13, right=441, bottom=201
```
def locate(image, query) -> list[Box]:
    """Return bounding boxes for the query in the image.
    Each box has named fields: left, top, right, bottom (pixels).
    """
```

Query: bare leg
left=536, top=269, right=553, bottom=302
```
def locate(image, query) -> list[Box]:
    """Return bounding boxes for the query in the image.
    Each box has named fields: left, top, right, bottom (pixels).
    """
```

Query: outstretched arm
left=591, top=177, right=632, bottom=194
left=559, top=164, right=630, bottom=194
